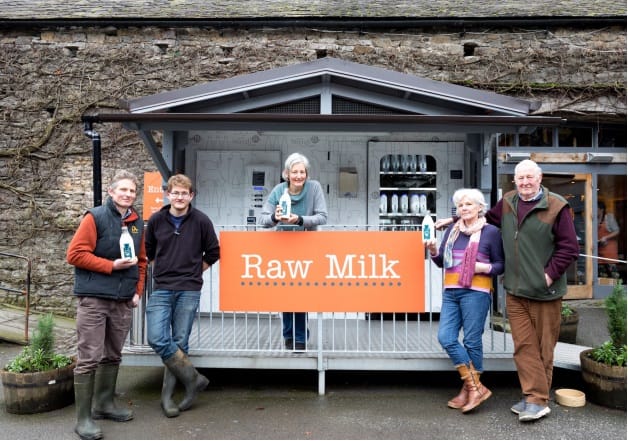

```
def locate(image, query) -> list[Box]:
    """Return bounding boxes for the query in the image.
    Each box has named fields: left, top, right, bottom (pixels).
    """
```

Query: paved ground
left=0, top=302, right=625, bottom=440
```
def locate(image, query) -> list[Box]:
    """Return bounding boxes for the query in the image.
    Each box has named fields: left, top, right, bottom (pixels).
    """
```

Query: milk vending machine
left=195, top=150, right=281, bottom=312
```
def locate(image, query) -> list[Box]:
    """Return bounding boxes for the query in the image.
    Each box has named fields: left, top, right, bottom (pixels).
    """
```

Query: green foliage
left=605, top=280, right=627, bottom=349
left=590, top=341, right=627, bottom=367
left=561, top=303, right=574, bottom=318
left=4, top=313, right=72, bottom=373
left=29, top=312, right=55, bottom=357
left=589, top=280, right=627, bottom=367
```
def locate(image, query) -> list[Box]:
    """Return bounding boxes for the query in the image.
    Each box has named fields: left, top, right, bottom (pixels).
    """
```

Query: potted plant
left=1, top=313, right=76, bottom=414
left=559, top=302, right=579, bottom=344
left=579, top=280, right=627, bottom=409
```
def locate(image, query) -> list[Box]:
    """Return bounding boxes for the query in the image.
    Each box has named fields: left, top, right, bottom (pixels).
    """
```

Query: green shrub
left=4, top=313, right=73, bottom=373
left=589, top=280, right=627, bottom=367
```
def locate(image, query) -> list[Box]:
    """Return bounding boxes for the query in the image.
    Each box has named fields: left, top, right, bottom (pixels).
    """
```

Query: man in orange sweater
left=67, top=170, right=147, bottom=440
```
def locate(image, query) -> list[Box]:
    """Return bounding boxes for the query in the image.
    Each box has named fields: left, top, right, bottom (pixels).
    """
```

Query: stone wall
left=0, top=24, right=625, bottom=317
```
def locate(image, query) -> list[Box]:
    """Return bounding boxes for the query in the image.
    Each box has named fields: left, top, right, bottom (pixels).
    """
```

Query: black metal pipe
left=83, top=122, right=102, bottom=206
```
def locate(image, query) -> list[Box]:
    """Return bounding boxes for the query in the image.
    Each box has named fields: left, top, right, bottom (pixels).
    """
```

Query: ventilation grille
left=249, top=96, right=409, bottom=115
left=252, top=97, right=320, bottom=114
left=332, top=96, right=408, bottom=115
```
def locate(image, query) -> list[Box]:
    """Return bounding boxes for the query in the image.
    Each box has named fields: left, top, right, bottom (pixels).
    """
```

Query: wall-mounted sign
left=143, top=171, right=164, bottom=221
left=219, top=231, right=425, bottom=312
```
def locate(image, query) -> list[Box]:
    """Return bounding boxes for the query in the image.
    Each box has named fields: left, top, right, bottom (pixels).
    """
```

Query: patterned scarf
left=443, top=216, right=487, bottom=287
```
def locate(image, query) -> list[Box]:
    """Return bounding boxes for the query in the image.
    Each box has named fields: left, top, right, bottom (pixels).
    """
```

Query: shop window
left=597, top=175, right=627, bottom=284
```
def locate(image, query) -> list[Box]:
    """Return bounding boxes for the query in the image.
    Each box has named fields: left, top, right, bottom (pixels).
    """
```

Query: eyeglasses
left=169, top=191, right=191, bottom=199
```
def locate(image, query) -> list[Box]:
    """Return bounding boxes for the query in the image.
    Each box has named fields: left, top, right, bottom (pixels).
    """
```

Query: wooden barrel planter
left=559, top=310, right=579, bottom=344
left=1, top=360, right=75, bottom=414
left=580, top=349, right=627, bottom=410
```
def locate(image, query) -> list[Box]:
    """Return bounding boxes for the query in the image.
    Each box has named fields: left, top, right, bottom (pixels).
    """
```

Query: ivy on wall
left=0, top=25, right=625, bottom=316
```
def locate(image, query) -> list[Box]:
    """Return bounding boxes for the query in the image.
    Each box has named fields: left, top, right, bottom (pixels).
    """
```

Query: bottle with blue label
left=119, top=226, right=136, bottom=260
left=422, top=211, right=435, bottom=242
left=279, top=188, right=292, bottom=220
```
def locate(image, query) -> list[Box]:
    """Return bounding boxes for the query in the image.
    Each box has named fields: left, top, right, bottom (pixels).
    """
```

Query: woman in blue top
left=260, top=153, right=328, bottom=350
left=425, top=188, right=504, bottom=413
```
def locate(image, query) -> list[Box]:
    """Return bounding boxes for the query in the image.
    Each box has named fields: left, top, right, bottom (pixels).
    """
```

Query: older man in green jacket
left=486, top=160, right=579, bottom=422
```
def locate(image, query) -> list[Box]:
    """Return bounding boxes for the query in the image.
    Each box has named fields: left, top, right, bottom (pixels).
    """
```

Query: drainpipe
left=83, top=122, right=102, bottom=206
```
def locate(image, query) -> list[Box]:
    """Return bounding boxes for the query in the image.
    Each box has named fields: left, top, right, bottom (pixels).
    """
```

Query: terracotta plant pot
left=580, top=349, right=627, bottom=410
left=1, top=359, right=75, bottom=414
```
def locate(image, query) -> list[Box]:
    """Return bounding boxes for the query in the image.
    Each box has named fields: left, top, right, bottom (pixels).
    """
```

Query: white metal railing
left=126, top=225, right=513, bottom=394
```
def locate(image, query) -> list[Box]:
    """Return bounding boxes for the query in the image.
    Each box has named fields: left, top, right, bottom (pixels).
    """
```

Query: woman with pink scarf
left=425, top=188, right=504, bottom=413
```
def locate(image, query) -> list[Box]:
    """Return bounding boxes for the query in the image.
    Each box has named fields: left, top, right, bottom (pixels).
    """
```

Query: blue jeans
left=146, top=290, right=200, bottom=361
left=282, top=312, right=308, bottom=343
left=437, top=288, right=491, bottom=371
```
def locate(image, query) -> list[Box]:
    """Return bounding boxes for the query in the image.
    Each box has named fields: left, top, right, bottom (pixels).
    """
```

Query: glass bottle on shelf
left=391, top=154, right=400, bottom=172
left=410, top=194, right=420, bottom=214
left=419, top=193, right=427, bottom=215
left=380, top=155, right=390, bottom=172
left=409, top=155, right=417, bottom=172
left=390, top=194, right=399, bottom=213
left=400, top=194, right=409, bottom=214
left=400, top=155, right=409, bottom=172
left=379, top=193, right=388, bottom=214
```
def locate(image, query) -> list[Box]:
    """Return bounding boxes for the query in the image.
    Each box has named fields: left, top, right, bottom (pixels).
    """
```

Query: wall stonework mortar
left=0, top=25, right=625, bottom=317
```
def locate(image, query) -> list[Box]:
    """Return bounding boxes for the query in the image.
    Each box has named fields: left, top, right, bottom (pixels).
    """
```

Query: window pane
left=498, top=134, right=516, bottom=147
left=519, top=128, right=553, bottom=147
left=597, top=175, right=627, bottom=283
left=598, top=125, right=627, bottom=148
left=558, top=127, right=592, bottom=147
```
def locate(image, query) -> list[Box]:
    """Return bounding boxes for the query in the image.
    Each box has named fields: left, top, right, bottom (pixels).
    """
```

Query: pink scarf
left=444, top=217, right=486, bottom=287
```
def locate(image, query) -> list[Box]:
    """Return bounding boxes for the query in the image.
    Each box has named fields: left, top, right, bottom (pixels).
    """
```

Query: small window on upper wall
left=558, top=127, right=593, bottom=147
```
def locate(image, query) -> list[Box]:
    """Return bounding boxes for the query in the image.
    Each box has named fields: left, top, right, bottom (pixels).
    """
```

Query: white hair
left=452, top=188, right=488, bottom=217
left=281, top=152, right=310, bottom=180
left=514, top=159, right=542, bottom=177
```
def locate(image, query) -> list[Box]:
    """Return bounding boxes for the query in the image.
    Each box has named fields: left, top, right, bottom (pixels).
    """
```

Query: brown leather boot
left=448, top=364, right=470, bottom=409
left=461, top=361, right=492, bottom=413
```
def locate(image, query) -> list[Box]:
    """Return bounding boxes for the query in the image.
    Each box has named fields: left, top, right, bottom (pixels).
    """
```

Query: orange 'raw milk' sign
left=143, top=171, right=164, bottom=221
left=219, top=231, right=425, bottom=312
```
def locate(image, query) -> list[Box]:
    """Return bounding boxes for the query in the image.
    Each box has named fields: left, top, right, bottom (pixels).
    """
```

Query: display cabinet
left=378, top=154, right=437, bottom=231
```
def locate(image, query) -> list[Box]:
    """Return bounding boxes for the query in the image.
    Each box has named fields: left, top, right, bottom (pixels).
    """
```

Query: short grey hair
left=109, top=169, right=139, bottom=191
left=281, top=152, right=310, bottom=180
left=452, top=188, right=488, bottom=217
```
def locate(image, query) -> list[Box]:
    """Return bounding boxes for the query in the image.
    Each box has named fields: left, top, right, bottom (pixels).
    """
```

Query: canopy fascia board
left=85, top=113, right=564, bottom=133
left=83, top=113, right=563, bottom=180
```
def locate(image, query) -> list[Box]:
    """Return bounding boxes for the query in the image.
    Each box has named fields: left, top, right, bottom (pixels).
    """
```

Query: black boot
left=164, top=349, right=209, bottom=411
left=92, top=364, right=134, bottom=422
left=74, top=372, right=103, bottom=440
